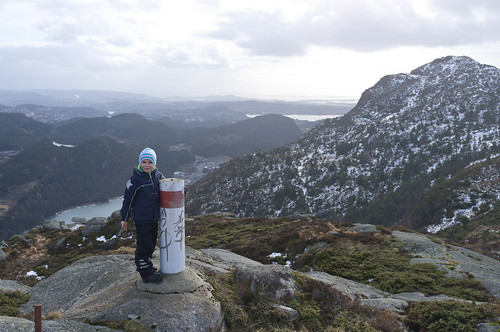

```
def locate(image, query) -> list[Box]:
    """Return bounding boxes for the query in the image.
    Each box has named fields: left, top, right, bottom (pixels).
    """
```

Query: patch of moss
left=405, top=300, right=500, bottom=332
left=375, top=225, right=393, bottom=235
left=0, top=291, right=30, bottom=317
left=297, top=246, right=409, bottom=284
left=295, top=246, right=493, bottom=302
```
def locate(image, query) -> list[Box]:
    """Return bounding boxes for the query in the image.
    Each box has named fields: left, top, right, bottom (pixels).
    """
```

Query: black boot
left=142, top=271, right=163, bottom=284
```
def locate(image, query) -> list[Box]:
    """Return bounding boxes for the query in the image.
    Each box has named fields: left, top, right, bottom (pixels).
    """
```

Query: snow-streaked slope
left=187, top=56, right=500, bottom=227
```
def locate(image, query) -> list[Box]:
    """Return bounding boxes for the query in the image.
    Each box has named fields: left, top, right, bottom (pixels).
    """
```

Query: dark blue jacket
left=120, top=167, right=164, bottom=224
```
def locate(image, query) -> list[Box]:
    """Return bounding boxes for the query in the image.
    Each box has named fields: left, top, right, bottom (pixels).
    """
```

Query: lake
left=48, top=197, right=123, bottom=224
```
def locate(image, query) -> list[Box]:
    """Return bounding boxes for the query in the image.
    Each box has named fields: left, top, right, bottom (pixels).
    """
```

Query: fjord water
left=48, top=197, right=123, bottom=223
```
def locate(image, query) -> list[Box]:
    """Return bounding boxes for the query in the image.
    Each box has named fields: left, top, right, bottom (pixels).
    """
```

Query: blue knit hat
left=139, top=148, right=157, bottom=166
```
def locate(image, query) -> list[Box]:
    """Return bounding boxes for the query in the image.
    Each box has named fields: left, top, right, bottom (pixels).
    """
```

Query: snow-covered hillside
left=187, top=56, right=500, bottom=230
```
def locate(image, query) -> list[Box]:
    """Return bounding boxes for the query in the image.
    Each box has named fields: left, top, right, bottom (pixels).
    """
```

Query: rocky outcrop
left=19, top=253, right=223, bottom=332
left=0, top=280, right=30, bottom=294
left=392, top=231, right=500, bottom=299
left=35, top=219, right=69, bottom=231
left=0, top=316, right=120, bottom=332
left=347, top=223, right=381, bottom=233
left=80, top=217, right=109, bottom=237
left=235, top=264, right=298, bottom=300
left=2, top=229, right=499, bottom=331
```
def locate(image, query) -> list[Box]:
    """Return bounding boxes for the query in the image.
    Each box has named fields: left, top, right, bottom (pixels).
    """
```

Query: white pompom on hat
left=139, top=147, right=157, bottom=166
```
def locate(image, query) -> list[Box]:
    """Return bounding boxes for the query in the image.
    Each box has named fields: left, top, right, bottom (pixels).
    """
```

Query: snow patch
left=26, top=270, right=43, bottom=280
left=52, top=142, right=75, bottom=148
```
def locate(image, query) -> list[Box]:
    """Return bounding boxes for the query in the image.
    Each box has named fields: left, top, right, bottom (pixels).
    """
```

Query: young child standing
left=120, top=147, right=164, bottom=283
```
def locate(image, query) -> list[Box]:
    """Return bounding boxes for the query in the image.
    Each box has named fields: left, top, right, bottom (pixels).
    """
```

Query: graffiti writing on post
left=159, top=208, right=184, bottom=261
left=173, top=210, right=184, bottom=250
left=159, top=208, right=171, bottom=261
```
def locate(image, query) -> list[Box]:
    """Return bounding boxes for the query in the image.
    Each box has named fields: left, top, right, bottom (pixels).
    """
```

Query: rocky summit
left=0, top=214, right=499, bottom=331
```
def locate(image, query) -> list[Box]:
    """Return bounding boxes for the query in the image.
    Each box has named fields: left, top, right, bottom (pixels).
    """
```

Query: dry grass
left=43, top=311, right=63, bottom=320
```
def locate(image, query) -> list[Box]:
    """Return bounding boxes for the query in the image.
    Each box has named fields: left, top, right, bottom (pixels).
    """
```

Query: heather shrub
left=405, top=300, right=500, bottom=332
left=0, top=291, right=29, bottom=317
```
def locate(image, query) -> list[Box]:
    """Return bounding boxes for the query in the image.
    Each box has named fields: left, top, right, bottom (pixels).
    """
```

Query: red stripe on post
left=160, top=191, right=184, bottom=209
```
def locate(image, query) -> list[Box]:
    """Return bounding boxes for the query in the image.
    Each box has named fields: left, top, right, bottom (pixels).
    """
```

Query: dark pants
left=135, top=222, right=159, bottom=278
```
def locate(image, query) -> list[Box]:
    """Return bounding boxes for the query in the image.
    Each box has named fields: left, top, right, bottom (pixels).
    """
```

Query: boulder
left=52, top=237, right=67, bottom=250
left=0, top=316, right=120, bottom=332
left=360, top=298, right=409, bottom=313
left=110, top=210, right=121, bottom=219
left=71, top=217, right=87, bottom=224
left=388, top=292, right=452, bottom=302
left=20, top=255, right=137, bottom=315
left=20, top=252, right=224, bottom=332
left=80, top=217, right=108, bottom=237
left=305, top=271, right=389, bottom=300
left=477, top=321, right=500, bottom=332
left=273, top=304, right=299, bottom=321
left=0, top=279, right=31, bottom=294
left=347, top=223, right=381, bottom=233
left=39, top=220, right=69, bottom=231
left=235, top=264, right=298, bottom=300
left=187, top=247, right=263, bottom=275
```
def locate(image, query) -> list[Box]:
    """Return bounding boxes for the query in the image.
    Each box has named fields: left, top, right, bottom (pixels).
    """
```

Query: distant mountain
left=156, top=104, right=248, bottom=128
left=0, top=90, right=352, bottom=127
left=49, top=113, right=151, bottom=145
left=217, top=99, right=352, bottom=116
left=183, top=114, right=302, bottom=157
left=0, top=104, right=109, bottom=123
left=50, top=112, right=302, bottom=158
left=0, top=136, right=136, bottom=240
left=0, top=113, right=52, bottom=150
left=186, top=56, right=500, bottom=233
left=0, top=89, right=164, bottom=107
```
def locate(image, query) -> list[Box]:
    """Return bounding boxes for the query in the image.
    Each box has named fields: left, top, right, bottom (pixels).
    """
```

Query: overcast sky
left=1, top=0, right=499, bottom=100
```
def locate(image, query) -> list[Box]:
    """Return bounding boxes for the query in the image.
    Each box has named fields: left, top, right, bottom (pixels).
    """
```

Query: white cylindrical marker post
left=159, top=178, right=185, bottom=274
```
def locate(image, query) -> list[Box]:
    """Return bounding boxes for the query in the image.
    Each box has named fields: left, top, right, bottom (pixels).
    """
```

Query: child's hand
left=121, top=221, right=128, bottom=231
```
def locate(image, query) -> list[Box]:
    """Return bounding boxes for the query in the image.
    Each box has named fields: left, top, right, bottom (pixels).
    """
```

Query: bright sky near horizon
left=1, top=0, right=499, bottom=101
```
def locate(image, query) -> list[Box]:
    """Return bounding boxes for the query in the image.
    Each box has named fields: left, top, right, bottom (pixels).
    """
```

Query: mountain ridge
left=0, top=112, right=302, bottom=240
left=186, top=56, right=500, bottom=234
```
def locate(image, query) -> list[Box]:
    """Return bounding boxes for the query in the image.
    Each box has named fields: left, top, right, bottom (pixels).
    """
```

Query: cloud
left=209, top=0, right=500, bottom=56
left=1, top=0, right=499, bottom=98
left=209, top=11, right=307, bottom=56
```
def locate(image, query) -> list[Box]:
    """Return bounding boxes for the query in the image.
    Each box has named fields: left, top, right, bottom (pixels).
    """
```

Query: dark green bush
left=0, top=291, right=30, bottom=317
left=405, top=300, right=500, bottom=332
